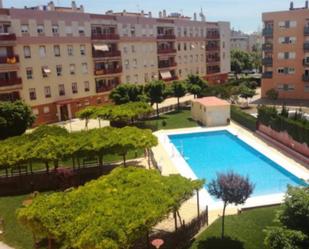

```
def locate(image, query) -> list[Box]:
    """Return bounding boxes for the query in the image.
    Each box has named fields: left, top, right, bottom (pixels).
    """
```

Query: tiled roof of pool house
left=192, top=97, right=230, bottom=106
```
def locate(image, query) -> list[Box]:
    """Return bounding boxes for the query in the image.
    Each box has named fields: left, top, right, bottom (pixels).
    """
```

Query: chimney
left=306, top=0, right=309, bottom=8
left=148, top=11, right=152, bottom=18
left=47, top=1, right=55, bottom=11
left=290, top=1, right=294, bottom=10
left=163, top=9, right=166, bottom=17
left=80, top=5, right=84, bottom=12
left=159, top=11, right=162, bottom=18
left=194, top=12, right=197, bottom=21
left=71, top=1, right=77, bottom=10
left=0, top=0, right=3, bottom=8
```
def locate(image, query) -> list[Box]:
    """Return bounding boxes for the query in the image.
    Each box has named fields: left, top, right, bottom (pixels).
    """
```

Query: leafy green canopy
left=109, top=83, right=146, bottom=105
left=18, top=167, right=204, bottom=249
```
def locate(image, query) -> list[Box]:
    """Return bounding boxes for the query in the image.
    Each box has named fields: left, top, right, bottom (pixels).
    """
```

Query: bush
left=231, top=106, right=257, bottom=131
left=266, top=88, right=279, bottom=100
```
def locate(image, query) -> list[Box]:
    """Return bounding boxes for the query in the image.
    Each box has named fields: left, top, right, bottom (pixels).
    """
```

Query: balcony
left=91, top=33, right=120, bottom=40
left=92, top=50, right=121, bottom=58
left=262, top=57, right=273, bottom=66
left=207, top=33, right=220, bottom=39
left=303, top=58, right=309, bottom=66
left=0, top=77, right=22, bottom=87
left=162, top=76, right=179, bottom=82
left=262, top=71, right=273, bottom=79
left=157, top=48, right=177, bottom=54
left=302, top=74, right=309, bottom=82
left=262, top=43, right=273, bottom=51
left=206, top=46, right=220, bottom=51
left=262, top=28, right=273, bottom=37
left=207, top=57, right=220, bottom=63
left=94, top=67, right=122, bottom=76
left=207, top=68, right=220, bottom=74
left=304, top=26, right=309, bottom=36
left=96, top=79, right=120, bottom=93
left=0, top=34, right=16, bottom=42
left=304, top=42, right=309, bottom=51
left=0, top=55, right=19, bottom=64
left=157, top=34, right=176, bottom=40
left=158, top=62, right=177, bottom=69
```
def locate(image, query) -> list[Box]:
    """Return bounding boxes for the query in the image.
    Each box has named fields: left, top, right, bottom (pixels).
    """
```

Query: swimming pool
left=169, top=130, right=307, bottom=197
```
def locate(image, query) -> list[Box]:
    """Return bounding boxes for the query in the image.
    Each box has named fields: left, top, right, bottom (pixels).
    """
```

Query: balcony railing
left=304, top=42, right=309, bottom=51
left=0, top=34, right=16, bottom=41
left=157, top=34, right=176, bottom=40
left=0, top=55, right=19, bottom=64
left=207, top=58, right=220, bottom=63
left=207, top=33, right=220, bottom=39
left=262, top=43, right=273, bottom=51
left=0, top=78, right=22, bottom=87
left=91, top=33, right=120, bottom=40
left=303, top=59, right=309, bottom=66
left=206, top=46, right=220, bottom=51
left=207, top=67, right=220, bottom=74
left=162, top=76, right=179, bottom=82
left=262, top=57, right=273, bottom=66
left=92, top=50, right=121, bottom=58
left=157, top=48, right=177, bottom=54
left=302, top=74, right=309, bottom=82
left=94, top=67, right=122, bottom=75
left=262, top=28, right=273, bottom=37
left=96, top=80, right=120, bottom=93
left=304, top=27, right=309, bottom=36
left=262, top=71, right=273, bottom=79
left=158, top=62, right=177, bottom=68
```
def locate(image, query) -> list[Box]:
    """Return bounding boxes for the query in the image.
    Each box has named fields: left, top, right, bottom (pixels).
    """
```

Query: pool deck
left=152, top=122, right=309, bottom=230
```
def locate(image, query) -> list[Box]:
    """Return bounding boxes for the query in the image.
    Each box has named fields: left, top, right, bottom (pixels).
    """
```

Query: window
left=184, top=43, right=187, bottom=51
left=279, top=37, right=296, bottom=44
left=82, top=63, right=88, bottom=74
left=26, top=68, right=33, bottom=80
left=84, top=81, right=90, bottom=92
left=72, top=82, right=78, bottom=94
left=78, top=26, right=85, bottom=35
left=23, top=46, right=31, bottom=58
left=130, top=25, right=136, bottom=36
left=44, top=86, right=51, bottom=98
left=133, top=59, right=137, bottom=68
left=37, top=25, right=44, bottom=34
left=52, top=25, right=59, bottom=35
left=59, top=84, right=65, bottom=96
left=29, top=88, right=36, bottom=100
left=123, top=46, right=128, bottom=53
left=21, top=24, right=29, bottom=34
left=67, top=45, right=74, bottom=56
left=69, top=64, right=75, bottom=75
left=42, top=66, right=51, bottom=78
left=131, top=45, right=136, bottom=53
left=125, top=59, right=129, bottom=69
left=278, top=52, right=295, bottom=59
left=178, top=43, right=181, bottom=51
left=80, top=45, right=86, bottom=55
left=39, top=46, right=46, bottom=58
left=134, top=74, right=138, bottom=83
left=56, top=65, right=62, bottom=76
left=277, top=84, right=295, bottom=91
left=144, top=73, right=149, bottom=82
left=65, top=26, right=73, bottom=35
left=305, top=83, right=309, bottom=92
left=32, top=108, right=39, bottom=115
left=54, top=45, right=60, bottom=57
left=43, top=106, right=50, bottom=114
left=126, top=75, right=130, bottom=82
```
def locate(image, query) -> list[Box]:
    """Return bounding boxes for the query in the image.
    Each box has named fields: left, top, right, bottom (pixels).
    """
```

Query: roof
left=192, top=97, right=230, bottom=106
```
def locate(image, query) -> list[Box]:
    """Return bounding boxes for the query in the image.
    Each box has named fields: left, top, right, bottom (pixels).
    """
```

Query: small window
left=67, top=45, right=74, bottom=56
left=126, top=75, right=130, bottom=82
left=23, top=46, right=31, bottom=58
left=44, top=86, right=51, bottom=98
left=21, top=24, right=29, bottom=34
left=52, top=25, right=59, bottom=35
left=65, top=26, right=73, bottom=35
left=41, top=66, right=51, bottom=78
left=29, top=88, right=36, bottom=100
left=82, top=63, right=88, bottom=74
left=37, top=25, right=44, bottom=34
left=131, top=45, right=135, bottom=53
left=59, top=84, right=65, bottom=96
left=80, top=45, right=86, bottom=55
left=84, top=81, right=90, bottom=92
left=133, top=59, right=137, bottom=68
left=43, top=106, right=50, bottom=114
left=56, top=65, right=62, bottom=76
left=54, top=45, right=60, bottom=57
left=32, top=108, right=39, bottom=115
left=69, top=64, right=75, bottom=75
left=26, top=68, right=33, bottom=80
left=78, top=27, right=85, bottom=35
left=39, top=46, right=46, bottom=58
left=72, top=82, right=78, bottom=94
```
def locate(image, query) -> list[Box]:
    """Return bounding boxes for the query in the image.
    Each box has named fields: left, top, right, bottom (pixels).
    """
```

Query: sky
left=3, top=0, right=307, bottom=33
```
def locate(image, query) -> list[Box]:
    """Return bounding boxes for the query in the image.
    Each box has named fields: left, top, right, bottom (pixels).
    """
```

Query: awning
left=43, top=68, right=51, bottom=74
left=160, top=71, right=172, bottom=79
left=94, top=44, right=109, bottom=52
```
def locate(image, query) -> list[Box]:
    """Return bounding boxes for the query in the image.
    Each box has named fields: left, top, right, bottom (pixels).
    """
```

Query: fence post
left=196, top=189, right=200, bottom=218
left=206, top=205, right=209, bottom=226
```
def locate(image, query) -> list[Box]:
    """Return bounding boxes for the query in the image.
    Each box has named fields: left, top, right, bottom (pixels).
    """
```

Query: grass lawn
left=144, top=110, right=199, bottom=130
left=0, top=194, right=33, bottom=249
left=188, top=206, right=280, bottom=249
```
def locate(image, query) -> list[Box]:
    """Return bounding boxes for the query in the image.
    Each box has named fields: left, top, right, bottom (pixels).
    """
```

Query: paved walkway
left=0, top=242, right=13, bottom=249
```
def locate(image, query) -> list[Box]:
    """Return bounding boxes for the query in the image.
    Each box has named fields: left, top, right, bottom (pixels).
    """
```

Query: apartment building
left=0, top=1, right=230, bottom=125
left=231, top=30, right=262, bottom=52
left=262, top=1, right=309, bottom=100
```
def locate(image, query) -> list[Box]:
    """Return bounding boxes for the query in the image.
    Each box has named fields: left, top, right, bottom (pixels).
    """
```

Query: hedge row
left=231, top=106, right=257, bottom=131
left=257, top=106, right=309, bottom=145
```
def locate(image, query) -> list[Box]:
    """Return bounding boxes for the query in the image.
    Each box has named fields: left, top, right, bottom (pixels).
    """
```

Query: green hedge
left=257, top=106, right=309, bottom=145
left=231, top=106, right=257, bottom=131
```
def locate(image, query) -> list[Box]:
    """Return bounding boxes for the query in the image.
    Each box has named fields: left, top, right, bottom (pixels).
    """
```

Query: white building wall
left=218, top=21, right=231, bottom=74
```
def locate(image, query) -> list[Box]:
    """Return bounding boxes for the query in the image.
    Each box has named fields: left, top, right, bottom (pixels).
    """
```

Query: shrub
left=266, top=88, right=279, bottom=100
left=231, top=106, right=257, bottom=131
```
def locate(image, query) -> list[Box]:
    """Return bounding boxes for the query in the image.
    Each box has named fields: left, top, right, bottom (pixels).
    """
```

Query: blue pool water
left=169, top=130, right=307, bottom=197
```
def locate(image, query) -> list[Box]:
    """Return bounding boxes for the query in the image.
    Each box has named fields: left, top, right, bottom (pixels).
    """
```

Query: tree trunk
left=45, top=162, right=49, bottom=173
left=98, top=119, right=101, bottom=128
left=177, top=97, right=180, bottom=111
left=173, top=210, right=178, bottom=231
left=29, top=161, right=33, bottom=174
left=72, top=157, right=76, bottom=170
left=5, top=167, right=8, bottom=177
left=156, top=103, right=159, bottom=118
left=48, top=237, right=52, bottom=249
left=221, top=202, right=227, bottom=239
left=53, top=160, right=59, bottom=170
left=176, top=210, right=184, bottom=227
left=98, top=154, right=104, bottom=173
left=123, top=154, right=127, bottom=167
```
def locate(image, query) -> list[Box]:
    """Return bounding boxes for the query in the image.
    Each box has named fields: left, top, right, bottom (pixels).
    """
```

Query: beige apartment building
left=262, top=1, right=309, bottom=100
left=0, top=1, right=230, bottom=125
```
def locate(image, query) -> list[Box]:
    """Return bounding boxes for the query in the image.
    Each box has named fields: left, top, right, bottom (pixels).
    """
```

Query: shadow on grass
left=196, top=236, right=245, bottom=249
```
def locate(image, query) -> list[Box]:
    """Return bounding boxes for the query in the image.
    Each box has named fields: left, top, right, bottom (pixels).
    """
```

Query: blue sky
left=4, top=0, right=306, bottom=33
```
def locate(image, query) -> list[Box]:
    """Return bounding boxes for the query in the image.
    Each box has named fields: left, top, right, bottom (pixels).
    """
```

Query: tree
left=208, top=171, right=254, bottom=239
left=170, top=81, right=187, bottom=110
left=76, top=106, right=97, bottom=130
left=239, top=84, right=256, bottom=107
left=109, top=83, right=146, bottom=105
left=266, top=88, right=279, bottom=100
left=0, top=101, right=35, bottom=140
left=231, top=49, right=253, bottom=78
left=186, top=74, right=207, bottom=98
left=144, top=80, right=167, bottom=118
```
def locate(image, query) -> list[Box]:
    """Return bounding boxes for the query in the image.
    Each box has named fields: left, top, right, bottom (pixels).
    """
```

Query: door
left=60, top=105, right=69, bottom=121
